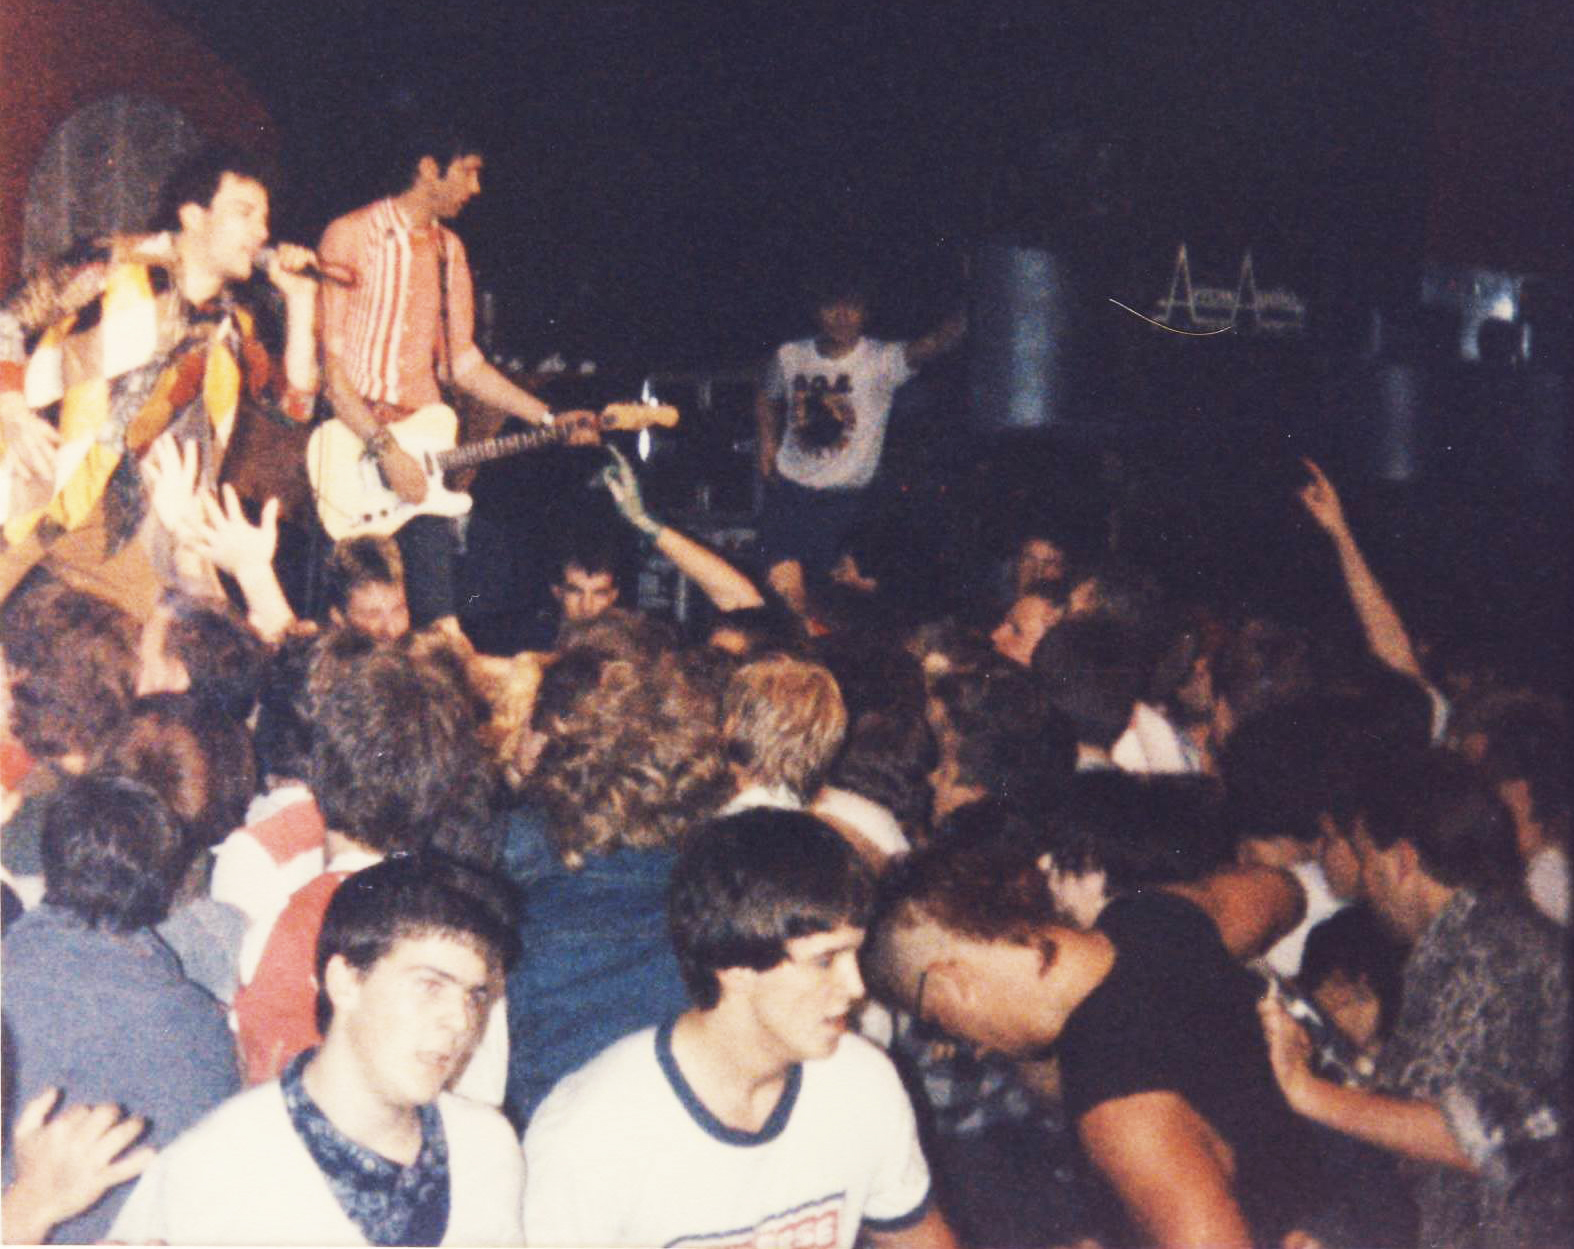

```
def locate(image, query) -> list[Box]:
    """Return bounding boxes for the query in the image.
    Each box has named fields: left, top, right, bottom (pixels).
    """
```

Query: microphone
left=256, top=245, right=358, bottom=288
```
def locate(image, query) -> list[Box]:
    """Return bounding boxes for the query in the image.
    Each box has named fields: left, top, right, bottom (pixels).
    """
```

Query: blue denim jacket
left=502, top=830, right=689, bottom=1132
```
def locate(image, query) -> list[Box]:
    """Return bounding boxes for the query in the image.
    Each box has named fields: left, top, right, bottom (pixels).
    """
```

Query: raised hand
left=599, top=445, right=660, bottom=537
left=142, top=434, right=204, bottom=540
left=264, top=242, right=320, bottom=304
left=1297, top=458, right=1348, bottom=536
left=190, top=483, right=279, bottom=578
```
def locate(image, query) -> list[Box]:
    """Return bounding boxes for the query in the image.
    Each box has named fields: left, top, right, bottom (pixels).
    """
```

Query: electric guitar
left=306, top=401, right=678, bottom=540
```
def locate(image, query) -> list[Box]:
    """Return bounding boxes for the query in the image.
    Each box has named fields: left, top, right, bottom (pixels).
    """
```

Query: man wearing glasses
left=866, top=831, right=1330, bottom=1249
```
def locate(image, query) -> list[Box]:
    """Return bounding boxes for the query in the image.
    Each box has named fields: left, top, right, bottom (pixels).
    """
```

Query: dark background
left=148, top=0, right=1569, bottom=669
left=149, top=0, right=1463, bottom=362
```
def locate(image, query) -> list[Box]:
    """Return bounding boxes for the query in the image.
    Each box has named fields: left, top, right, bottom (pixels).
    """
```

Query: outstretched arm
left=191, top=485, right=296, bottom=643
left=1260, top=993, right=1474, bottom=1171
left=451, top=354, right=554, bottom=426
left=904, top=309, right=967, bottom=369
left=601, top=446, right=764, bottom=612
left=1298, top=458, right=1423, bottom=679
left=143, top=441, right=295, bottom=642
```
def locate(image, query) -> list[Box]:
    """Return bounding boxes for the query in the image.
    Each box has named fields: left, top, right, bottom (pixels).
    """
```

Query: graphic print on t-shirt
left=789, top=373, right=855, bottom=457
left=669, top=1192, right=844, bottom=1249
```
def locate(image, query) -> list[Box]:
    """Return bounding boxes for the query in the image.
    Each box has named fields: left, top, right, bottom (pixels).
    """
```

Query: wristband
left=365, top=428, right=396, bottom=457
left=539, top=410, right=556, bottom=428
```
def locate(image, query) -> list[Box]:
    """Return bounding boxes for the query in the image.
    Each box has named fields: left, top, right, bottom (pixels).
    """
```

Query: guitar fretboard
left=433, top=425, right=570, bottom=472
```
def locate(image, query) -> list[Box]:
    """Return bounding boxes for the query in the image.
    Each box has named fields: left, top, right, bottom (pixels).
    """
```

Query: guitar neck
left=428, top=403, right=675, bottom=473
left=433, top=423, right=571, bottom=473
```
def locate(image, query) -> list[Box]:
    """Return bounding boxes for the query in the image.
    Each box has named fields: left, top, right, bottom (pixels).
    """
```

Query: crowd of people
left=0, top=128, right=1569, bottom=1249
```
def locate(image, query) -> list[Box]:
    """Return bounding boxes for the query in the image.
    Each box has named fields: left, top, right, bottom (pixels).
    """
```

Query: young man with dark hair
left=1261, top=747, right=1570, bottom=1249
left=233, top=644, right=495, bottom=1087
left=754, top=276, right=964, bottom=617
left=210, top=631, right=328, bottom=929
left=548, top=446, right=765, bottom=640
left=550, top=524, right=623, bottom=629
left=1031, top=612, right=1152, bottom=771
left=990, top=579, right=1064, bottom=669
left=322, top=534, right=412, bottom=644
left=0, top=581, right=140, bottom=904
left=0, top=143, right=319, bottom=618
left=2, top=774, right=240, bottom=1243
left=111, top=853, right=525, bottom=1246
left=523, top=808, right=956, bottom=1249
left=317, top=123, right=594, bottom=632
left=1473, top=696, right=1569, bottom=925
left=926, top=660, right=1076, bottom=825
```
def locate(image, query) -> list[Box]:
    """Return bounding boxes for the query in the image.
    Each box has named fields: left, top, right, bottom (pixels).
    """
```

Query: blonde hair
left=722, top=655, right=847, bottom=798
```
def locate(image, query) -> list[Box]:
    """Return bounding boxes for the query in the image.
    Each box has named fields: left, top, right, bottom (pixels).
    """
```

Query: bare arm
left=1298, top=458, right=1423, bottom=679
left=654, top=526, right=766, bottom=612
left=319, top=354, right=429, bottom=504
left=601, top=446, right=764, bottom=612
left=192, top=486, right=296, bottom=643
left=903, top=309, right=967, bottom=370
left=1166, top=864, right=1306, bottom=960
left=452, top=353, right=554, bottom=425
left=1080, top=1091, right=1254, bottom=1249
left=865, top=1203, right=961, bottom=1249
left=1260, top=995, right=1475, bottom=1171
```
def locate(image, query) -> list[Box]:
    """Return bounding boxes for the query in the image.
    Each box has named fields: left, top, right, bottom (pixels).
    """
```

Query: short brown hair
left=4, top=583, right=137, bottom=759
left=722, top=655, right=847, bottom=799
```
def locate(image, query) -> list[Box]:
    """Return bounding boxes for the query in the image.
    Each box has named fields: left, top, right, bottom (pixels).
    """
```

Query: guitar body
left=306, top=399, right=679, bottom=541
left=306, top=404, right=473, bottom=541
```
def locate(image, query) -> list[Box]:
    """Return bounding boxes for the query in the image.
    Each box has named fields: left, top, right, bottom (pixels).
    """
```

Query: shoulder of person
left=438, top=1089, right=523, bottom=1145
left=525, top=1026, right=662, bottom=1137
left=810, top=1031, right=909, bottom=1099
left=154, top=1079, right=285, bottom=1164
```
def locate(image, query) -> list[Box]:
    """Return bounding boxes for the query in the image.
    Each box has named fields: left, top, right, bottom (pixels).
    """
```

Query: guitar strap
left=435, top=230, right=454, bottom=389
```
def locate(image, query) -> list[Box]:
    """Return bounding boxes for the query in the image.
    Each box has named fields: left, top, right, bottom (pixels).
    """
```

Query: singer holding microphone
left=0, top=144, right=320, bottom=620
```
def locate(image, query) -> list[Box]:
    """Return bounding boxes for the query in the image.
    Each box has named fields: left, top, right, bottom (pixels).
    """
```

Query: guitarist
left=318, top=121, right=596, bottom=632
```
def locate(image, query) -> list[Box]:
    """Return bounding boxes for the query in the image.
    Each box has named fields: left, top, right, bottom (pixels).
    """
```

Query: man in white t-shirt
left=111, top=854, right=524, bottom=1246
left=523, top=807, right=956, bottom=1249
left=754, top=279, right=964, bottom=616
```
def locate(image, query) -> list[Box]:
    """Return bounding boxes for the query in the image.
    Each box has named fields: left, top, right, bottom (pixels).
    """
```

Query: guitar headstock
left=600, top=403, right=680, bottom=431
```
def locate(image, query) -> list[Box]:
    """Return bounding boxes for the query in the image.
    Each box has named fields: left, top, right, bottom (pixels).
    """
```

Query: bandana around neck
left=281, top=1050, right=450, bottom=1246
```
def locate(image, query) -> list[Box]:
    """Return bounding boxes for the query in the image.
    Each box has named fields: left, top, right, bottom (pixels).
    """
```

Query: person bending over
left=866, top=828, right=1329, bottom=1248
